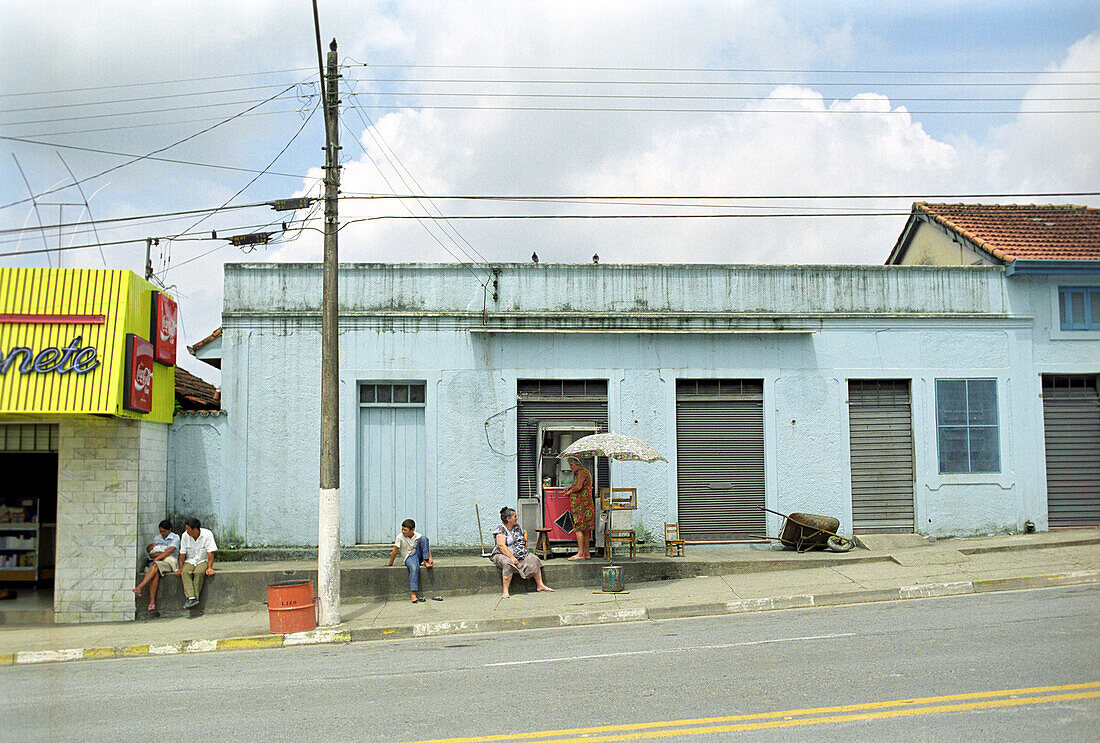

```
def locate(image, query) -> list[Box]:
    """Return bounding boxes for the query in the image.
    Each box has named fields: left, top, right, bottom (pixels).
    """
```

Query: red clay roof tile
left=914, top=202, right=1100, bottom=262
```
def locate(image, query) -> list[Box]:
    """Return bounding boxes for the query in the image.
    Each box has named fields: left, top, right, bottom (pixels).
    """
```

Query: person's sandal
left=147, top=603, right=156, bottom=611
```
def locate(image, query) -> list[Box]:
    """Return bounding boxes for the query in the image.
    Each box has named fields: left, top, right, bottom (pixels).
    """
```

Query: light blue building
left=176, top=226, right=1099, bottom=547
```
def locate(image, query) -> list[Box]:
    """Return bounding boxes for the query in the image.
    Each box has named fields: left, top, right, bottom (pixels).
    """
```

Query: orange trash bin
left=266, top=580, right=317, bottom=634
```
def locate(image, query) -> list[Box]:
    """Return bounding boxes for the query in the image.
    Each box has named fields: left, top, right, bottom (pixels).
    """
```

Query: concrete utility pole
left=315, top=10, right=342, bottom=625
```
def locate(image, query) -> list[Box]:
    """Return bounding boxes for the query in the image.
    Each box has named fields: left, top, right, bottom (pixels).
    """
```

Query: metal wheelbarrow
left=754, top=506, right=855, bottom=553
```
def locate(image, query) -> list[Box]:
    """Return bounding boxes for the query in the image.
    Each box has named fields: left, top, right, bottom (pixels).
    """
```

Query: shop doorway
left=675, top=379, right=765, bottom=541
left=517, top=380, right=609, bottom=553
left=356, top=383, right=427, bottom=544
left=0, top=424, right=57, bottom=620
left=848, top=380, right=916, bottom=533
left=1042, top=375, right=1100, bottom=527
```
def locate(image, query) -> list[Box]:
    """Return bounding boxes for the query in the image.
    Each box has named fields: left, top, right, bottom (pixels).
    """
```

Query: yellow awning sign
left=0, top=268, right=174, bottom=424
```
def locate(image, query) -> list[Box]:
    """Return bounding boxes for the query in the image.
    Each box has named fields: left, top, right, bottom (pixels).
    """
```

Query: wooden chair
left=600, top=488, right=637, bottom=560
left=664, top=522, right=685, bottom=557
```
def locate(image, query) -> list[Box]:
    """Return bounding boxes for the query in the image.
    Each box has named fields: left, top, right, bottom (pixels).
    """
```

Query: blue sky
left=1, top=2, right=1097, bottom=381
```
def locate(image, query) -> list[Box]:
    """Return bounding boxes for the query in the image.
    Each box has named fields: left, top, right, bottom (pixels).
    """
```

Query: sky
left=1, top=1, right=1098, bottom=385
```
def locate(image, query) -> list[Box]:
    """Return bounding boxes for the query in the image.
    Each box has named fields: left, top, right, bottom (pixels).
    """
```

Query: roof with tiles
left=907, top=202, right=1100, bottom=263
left=175, top=367, right=220, bottom=411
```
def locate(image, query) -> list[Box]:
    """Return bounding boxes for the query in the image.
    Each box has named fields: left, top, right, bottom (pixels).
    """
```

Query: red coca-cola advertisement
left=150, top=291, right=177, bottom=366
left=124, top=334, right=154, bottom=413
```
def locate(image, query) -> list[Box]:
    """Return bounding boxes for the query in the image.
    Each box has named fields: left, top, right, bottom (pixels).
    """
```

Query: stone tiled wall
left=55, top=418, right=167, bottom=624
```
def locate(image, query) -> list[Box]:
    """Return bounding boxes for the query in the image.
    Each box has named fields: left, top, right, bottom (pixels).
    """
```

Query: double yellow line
left=406, top=682, right=1100, bottom=743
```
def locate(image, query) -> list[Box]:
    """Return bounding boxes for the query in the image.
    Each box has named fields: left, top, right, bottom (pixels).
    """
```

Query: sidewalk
left=2, top=529, right=1097, bottom=666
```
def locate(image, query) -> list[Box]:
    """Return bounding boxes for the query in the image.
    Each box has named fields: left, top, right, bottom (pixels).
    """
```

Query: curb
left=4, top=570, right=1096, bottom=667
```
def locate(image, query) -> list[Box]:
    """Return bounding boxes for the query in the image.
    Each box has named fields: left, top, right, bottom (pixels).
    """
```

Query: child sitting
left=385, top=518, right=433, bottom=603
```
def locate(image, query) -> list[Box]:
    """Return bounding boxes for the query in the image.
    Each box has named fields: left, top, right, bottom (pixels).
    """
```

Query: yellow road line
left=405, top=682, right=1100, bottom=743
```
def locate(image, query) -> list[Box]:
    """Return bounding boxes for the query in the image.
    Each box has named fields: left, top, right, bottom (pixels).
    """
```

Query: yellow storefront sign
left=0, top=268, right=174, bottom=424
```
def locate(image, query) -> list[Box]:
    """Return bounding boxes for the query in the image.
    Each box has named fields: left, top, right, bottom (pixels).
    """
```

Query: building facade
left=1, top=268, right=176, bottom=623
left=196, top=260, right=1099, bottom=549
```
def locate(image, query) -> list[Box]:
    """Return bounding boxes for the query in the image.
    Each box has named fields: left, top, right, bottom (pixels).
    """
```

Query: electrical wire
left=340, top=191, right=1100, bottom=201
left=344, top=102, right=1099, bottom=115
left=339, top=212, right=914, bottom=220
left=0, top=92, right=317, bottom=128
left=2, top=107, right=316, bottom=139
left=0, top=215, right=318, bottom=260
left=349, top=75, right=1100, bottom=89
left=344, top=84, right=493, bottom=270
left=166, top=102, right=320, bottom=244
left=0, top=136, right=309, bottom=179
left=339, top=98, right=491, bottom=284
left=4, top=82, right=317, bottom=114
left=0, top=199, right=304, bottom=238
left=0, top=82, right=307, bottom=211
left=347, top=90, right=1100, bottom=104
left=0, top=68, right=315, bottom=98
left=355, top=63, right=1100, bottom=75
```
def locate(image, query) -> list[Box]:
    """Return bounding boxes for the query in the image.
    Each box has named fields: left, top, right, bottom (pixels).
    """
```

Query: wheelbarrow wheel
left=826, top=535, right=854, bottom=553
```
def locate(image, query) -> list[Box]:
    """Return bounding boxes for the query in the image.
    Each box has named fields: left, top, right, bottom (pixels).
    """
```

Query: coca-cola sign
left=124, top=333, right=154, bottom=413
left=150, top=291, right=177, bottom=366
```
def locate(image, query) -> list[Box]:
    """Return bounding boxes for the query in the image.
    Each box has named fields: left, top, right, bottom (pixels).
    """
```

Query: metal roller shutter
left=1043, top=376, right=1100, bottom=527
left=848, top=380, right=915, bottom=533
left=676, top=380, right=765, bottom=541
left=517, top=380, right=609, bottom=499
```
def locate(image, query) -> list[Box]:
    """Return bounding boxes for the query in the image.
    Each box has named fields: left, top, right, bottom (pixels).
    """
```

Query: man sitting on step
left=174, top=517, right=218, bottom=610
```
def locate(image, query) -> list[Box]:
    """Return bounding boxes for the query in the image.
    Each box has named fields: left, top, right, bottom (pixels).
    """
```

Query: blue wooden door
left=358, top=405, right=426, bottom=543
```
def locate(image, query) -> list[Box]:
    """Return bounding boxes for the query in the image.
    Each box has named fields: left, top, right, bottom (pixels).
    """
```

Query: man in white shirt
left=174, top=517, right=218, bottom=609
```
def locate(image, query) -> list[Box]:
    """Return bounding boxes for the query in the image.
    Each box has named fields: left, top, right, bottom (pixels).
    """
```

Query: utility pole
left=314, top=3, right=342, bottom=626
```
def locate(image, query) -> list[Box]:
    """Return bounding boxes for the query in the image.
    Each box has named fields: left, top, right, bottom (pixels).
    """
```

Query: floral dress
left=569, top=468, right=596, bottom=532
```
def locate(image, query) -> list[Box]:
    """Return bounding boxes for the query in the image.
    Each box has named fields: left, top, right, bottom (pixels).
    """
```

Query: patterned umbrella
left=559, top=432, right=666, bottom=569
left=559, top=432, right=666, bottom=463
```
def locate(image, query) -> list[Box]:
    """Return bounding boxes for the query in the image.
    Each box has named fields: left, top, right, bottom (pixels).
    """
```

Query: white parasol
left=559, top=432, right=666, bottom=566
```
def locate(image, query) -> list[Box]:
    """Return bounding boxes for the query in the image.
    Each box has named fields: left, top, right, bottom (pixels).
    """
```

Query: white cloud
left=2, top=3, right=1098, bottom=378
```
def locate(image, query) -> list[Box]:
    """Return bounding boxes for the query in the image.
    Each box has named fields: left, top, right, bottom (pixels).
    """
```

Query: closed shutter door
left=848, top=380, right=915, bottom=533
left=676, top=381, right=765, bottom=541
left=517, top=398, right=609, bottom=498
left=1043, top=376, right=1100, bottom=527
left=358, top=406, right=426, bottom=543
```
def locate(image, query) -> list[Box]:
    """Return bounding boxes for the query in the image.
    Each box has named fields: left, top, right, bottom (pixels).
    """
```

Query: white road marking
left=483, top=632, right=856, bottom=667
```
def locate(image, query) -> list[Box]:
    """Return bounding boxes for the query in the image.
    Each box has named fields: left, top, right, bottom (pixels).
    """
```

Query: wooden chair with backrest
left=664, top=522, right=685, bottom=557
left=600, top=488, right=638, bottom=560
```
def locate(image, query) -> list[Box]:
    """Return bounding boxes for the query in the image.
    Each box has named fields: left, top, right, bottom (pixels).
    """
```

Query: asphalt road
left=2, top=585, right=1098, bottom=742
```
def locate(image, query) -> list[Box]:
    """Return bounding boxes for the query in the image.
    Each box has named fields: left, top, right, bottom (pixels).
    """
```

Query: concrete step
left=853, top=533, right=932, bottom=551
left=134, top=550, right=893, bottom=620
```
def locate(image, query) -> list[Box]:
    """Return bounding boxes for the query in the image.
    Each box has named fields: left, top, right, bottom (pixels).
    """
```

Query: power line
left=342, top=212, right=914, bottom=220
left=349, top=90, right=1100, bottom=104
left=344, top=102, right=1099, bottom=115
left=0, top=92, right=316, bottom=128
left=3, top=82, right=317, bottom=114
left=0, top=199, right=302, bottom=237
left=340, top=191, right=1100, bottom=201
left=0, top=83, right=305, bottom=210
left=0, top=136, right=310, bottom=179
left=356, top=63, right=1100, bottom=75
left=0, top=68, right=314, bottom=99
left=0, top=216, right=317, bottom=259
left=168, top=103, right=320, bottom=241
left=344, top=87, right=492, bottom=270
left=2, top=107, right=314, bottom=139
left=350, top=75, right=1100, bottom=88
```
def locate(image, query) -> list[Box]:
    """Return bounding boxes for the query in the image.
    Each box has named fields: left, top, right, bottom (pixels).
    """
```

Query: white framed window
left=935, top=379, right=1000, bottom=474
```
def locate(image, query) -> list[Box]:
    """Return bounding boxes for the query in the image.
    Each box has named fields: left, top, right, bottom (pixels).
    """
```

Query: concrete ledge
left=10, top=571, right=1097, bottom=667
left=138, top=552, right=895, bottom=619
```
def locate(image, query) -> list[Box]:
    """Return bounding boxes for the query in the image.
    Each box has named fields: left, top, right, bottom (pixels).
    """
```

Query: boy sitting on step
left=385, top=518, right=433, bottom=603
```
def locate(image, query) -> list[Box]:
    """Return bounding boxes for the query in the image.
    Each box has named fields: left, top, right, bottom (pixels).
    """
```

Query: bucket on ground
left=266, top=579, right=317, bottom=634
left=601, top=565, right=625, bottom=592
